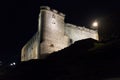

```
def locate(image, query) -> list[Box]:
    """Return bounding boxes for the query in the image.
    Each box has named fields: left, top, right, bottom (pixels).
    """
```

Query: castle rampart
left=21, top=6, right=99, bottom=61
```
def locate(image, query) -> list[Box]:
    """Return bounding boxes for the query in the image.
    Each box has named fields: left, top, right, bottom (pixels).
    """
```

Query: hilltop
left=1, top=38, right=120, bottom=80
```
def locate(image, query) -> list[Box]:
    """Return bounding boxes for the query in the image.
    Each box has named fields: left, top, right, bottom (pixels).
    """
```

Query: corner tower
left=39, top=6, right=69, bottom=58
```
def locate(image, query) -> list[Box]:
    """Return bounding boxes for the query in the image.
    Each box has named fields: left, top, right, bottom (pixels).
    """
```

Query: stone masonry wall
left=21, top=32, right=40, bottom=61
left=65, top=23, right=99, bottom=43
left=39, top=6, right=69, bottom=58
left=21, top=6, right=99, bottom=61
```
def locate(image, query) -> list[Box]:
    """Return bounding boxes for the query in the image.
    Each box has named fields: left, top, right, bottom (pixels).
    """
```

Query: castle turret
left=39, top=6, right=69, bottom=58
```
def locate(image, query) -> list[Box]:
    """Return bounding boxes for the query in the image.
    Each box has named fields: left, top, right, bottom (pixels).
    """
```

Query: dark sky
left=1, top=0, right=120, bottom=63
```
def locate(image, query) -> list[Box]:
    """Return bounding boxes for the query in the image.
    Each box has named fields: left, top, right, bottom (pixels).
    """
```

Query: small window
left=52, top=14, right=55, bottom=18
left=50, top=44, right=54, bottom=47
left=52, top=21, right=55, bottom=24
left=69, top=39, right=73, bottom=44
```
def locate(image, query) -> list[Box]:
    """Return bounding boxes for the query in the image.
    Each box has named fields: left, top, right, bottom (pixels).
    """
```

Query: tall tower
left=39, top=6, right=69, bottom=58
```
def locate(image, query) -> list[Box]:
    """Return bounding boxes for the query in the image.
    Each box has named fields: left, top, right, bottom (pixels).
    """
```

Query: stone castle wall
left=21, top=6, right=99, bottom=61
left=39, top=6, right=69, bottom=59
left=21, top=32, right=40, bottom=61
left=65, top=23, right=99, bottom=43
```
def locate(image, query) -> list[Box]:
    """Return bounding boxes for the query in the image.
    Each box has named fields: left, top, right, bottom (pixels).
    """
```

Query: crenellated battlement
left=40, top=6, right=50, bottom=10
left=66, top=23, right=97, bottom=34
left=40, top=6, right=65, bottom=17
left=51, top=9, right=58, bottom=14
left=58, top=12, right=65, bottom=17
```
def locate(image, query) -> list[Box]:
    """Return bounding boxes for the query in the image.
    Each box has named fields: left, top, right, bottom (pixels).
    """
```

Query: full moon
left=92, top=21, right=98, bottom=27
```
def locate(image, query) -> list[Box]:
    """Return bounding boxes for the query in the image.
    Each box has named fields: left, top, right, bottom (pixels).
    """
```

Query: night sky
left=1, top=0, right=120, bottom=63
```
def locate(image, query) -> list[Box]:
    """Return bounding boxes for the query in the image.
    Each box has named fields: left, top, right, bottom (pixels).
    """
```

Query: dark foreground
left=1, top=38, right=120, bottom=80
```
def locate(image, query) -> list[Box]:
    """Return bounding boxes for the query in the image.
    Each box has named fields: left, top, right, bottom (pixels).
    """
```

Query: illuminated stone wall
left=65, top=23, right=99, bottom=43
left=21, top=6, right=99, bottom=61
left=39, top=6, right=69, bottom=59
left=21, top=32, right=40, bottom=61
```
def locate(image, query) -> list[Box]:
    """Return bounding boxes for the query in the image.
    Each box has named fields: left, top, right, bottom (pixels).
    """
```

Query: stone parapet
left=40, top=6, right=65, bottom=17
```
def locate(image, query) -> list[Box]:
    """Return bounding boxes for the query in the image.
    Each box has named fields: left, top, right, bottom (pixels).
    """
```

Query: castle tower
left=39, top=6, right=69, bottom=58
left=21, top=6, right=99, bottom=61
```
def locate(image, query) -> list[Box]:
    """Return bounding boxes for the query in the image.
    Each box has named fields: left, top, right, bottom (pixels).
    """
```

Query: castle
left=21, top=6, right=99, bottom=61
